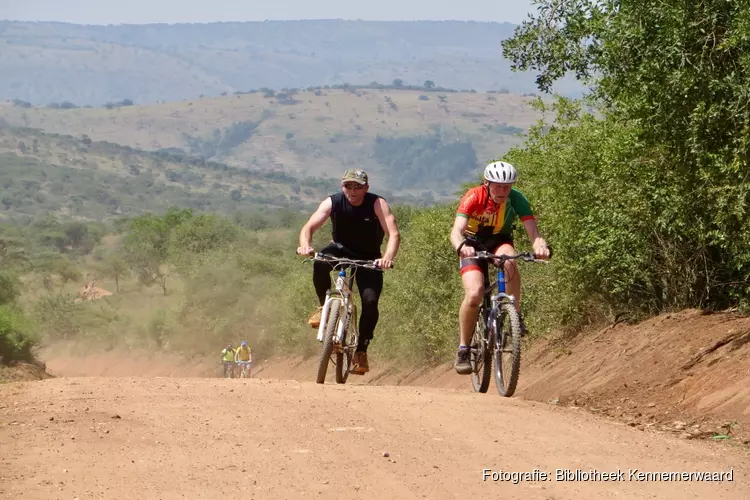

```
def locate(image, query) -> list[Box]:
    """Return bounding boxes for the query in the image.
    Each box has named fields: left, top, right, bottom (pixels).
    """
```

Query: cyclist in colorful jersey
left=449, top=160, right=550, bottom=374
left=221, top=344, right=235, bottom=362
left=234, top=340, right=252, bottom=377
left=235, top=340, right=252, bottom=363
left=220, top=343, right=236, bottom=377
left=296, top=168, right=401, bottom=375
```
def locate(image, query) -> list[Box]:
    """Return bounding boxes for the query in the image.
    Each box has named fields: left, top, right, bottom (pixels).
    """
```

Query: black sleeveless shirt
left=329, top=192, right=385, bottom=259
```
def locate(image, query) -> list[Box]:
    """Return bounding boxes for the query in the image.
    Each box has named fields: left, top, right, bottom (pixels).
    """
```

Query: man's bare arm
left=450, top=216, right=473, bottom=256
left=374, top=197, right=400, bottom=268
left=297, top=197, right=332, bottom=254
left=522, top=218, right=550, bottom=259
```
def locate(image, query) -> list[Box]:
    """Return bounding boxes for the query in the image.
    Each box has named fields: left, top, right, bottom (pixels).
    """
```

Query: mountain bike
left=222, top=361, right=235, bottom=379
left=237, top=360, right=252, bottom=379
left=457, top=239, right=551, bottom=397
left=304, top=252, right=386, bottom=384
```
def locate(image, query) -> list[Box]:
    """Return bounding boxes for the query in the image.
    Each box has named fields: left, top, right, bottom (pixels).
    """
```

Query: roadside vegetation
left=4, top=2, right=750, bottom=370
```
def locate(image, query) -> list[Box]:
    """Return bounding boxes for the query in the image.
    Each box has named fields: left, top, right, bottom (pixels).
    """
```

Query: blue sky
left=0, top=0, right=537, bottom=25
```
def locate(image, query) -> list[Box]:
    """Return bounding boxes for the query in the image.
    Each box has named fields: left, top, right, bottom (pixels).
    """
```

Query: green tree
left=0, top=306, right=36, bottom=365
left=0, top=273, right=21, bottom=306
left=56, top=261, right=83, bottom=290
left=501, top=0, right=750, bottom=316
left=0, top=235, right=29, bottom=270
left=123, top=207, right=193, bottom=295
left=100, top=255, right=130, bottom=293
left=31, top=215, right=67, bottom=252
left=33, top=255, right=81, bottom=292
left=168, top=214, right=240, bottom=277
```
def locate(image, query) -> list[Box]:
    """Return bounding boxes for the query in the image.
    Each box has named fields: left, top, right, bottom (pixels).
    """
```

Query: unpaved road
left=1, top=377, right=747, bottom=499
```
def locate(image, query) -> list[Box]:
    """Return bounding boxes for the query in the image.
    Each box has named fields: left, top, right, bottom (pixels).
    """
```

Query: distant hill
left=0, top=87, right=541, bottom=195
left=0, top=20, right=581, bottom=106
left=0, top=125, right=348, bottom=221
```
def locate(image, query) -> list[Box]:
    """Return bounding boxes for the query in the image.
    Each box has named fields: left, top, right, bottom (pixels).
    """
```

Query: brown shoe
left=350, top=351, right=369, bottom=374
left=307, top=306, right=323, bottom=328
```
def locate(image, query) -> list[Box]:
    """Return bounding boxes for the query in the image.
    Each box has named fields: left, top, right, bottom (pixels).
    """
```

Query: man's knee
left=463, top=283, right=484, bottom=307
left=360, top=288, right=380, bottom=309
left=501, top=259, right=520, bottom=284
left=494, top=243, right=520, bottom=280
left=504, top=258, right=519, bottom=274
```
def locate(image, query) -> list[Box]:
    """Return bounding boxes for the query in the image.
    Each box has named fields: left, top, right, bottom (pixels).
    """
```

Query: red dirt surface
left=0, top=361, right=51, bottom=384
left=2, top=377, right=747, bottom=499
left=2, top=309, right=749, bottom=499
left=256, top=309, right=750, bottom=443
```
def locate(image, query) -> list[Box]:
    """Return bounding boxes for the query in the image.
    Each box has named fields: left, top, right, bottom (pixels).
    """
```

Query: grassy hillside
left=0, top=20, right=581, bottom=106
left=0, top=125, right=347, bottom=221
left=0, top=88, right=540, bottom=195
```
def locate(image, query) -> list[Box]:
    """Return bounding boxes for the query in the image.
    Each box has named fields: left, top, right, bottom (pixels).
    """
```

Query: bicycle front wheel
left=335, top=346, right=351, bottom=384
left=493, top=302, right=522, bottom=397
left=336, top=305, right=356, bottom=384
left=316, top=299, right=341, bottom=384
left=470, top=303, right=492, bottom=393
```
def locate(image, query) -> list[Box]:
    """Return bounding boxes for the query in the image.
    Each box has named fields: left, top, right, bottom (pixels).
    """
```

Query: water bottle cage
left=335, top=270, right=347, bottom=292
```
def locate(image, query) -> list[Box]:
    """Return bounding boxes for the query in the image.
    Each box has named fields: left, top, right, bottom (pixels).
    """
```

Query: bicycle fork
left=316, top=270, right=353, bottom=343
left=316, top=293, right=350, bottom=343
left=316, top=291, right=334, bottom=342
left=335, top=303, right=356, bottom=345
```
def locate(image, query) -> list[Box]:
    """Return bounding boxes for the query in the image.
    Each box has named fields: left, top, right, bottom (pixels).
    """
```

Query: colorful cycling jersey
left=221, top=348, right=235, bottom=362
left=456, top=185, right=535, bottom=239
left=236, top=346, right=251, bottom=361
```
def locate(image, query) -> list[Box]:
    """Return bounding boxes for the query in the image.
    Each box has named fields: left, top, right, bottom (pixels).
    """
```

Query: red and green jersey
left=456, top=185, right=535, bottom=239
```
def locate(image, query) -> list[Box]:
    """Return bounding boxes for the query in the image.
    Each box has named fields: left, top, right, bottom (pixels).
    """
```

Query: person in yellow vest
left=234, top=340, right=252, bottom=378
left=221, top=343, right=236, bottom=378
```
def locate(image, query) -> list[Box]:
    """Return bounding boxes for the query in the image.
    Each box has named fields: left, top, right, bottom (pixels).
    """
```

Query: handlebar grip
left=456, top=239, right=470, bottom=256
left=456, top=242, right=463, bottom=256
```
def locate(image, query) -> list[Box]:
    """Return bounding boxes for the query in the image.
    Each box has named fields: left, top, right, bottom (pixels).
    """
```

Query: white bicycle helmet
left=483, top=161, right=518, bottom=184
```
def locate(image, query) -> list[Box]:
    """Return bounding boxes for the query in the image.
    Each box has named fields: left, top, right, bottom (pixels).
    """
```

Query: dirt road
left=1, top=376, right=747, bottom=500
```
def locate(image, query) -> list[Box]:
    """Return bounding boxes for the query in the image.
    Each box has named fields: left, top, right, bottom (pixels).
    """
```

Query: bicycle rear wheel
left=470, top=303, right=492, bottom=393
left=316, top=299, right=341, bottom=384
left=493, top=302, right=522, bottom=397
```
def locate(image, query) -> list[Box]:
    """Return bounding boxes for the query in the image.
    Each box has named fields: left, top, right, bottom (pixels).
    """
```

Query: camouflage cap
left=341, top=168, right=368, bottom=185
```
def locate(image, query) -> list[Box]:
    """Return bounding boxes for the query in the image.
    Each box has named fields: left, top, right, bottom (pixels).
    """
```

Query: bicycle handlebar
left=457, top=237, right=554, bottom=262
left=473, top=250, right=550, bottom=265
left=303, top=252, right=393, bottom=271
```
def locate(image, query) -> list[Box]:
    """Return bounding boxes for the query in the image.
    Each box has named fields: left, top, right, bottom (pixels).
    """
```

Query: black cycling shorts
left=459, top=234, right=515, bottom=276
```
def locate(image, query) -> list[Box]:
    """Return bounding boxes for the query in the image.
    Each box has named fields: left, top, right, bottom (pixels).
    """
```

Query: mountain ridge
left=0, top=19, right=579, bottom=105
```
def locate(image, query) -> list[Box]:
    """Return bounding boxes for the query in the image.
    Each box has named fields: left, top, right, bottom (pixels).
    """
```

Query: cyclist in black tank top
left=329, top=191, right=385, bottom=259
left=296, top=169, right=401, bottom=374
